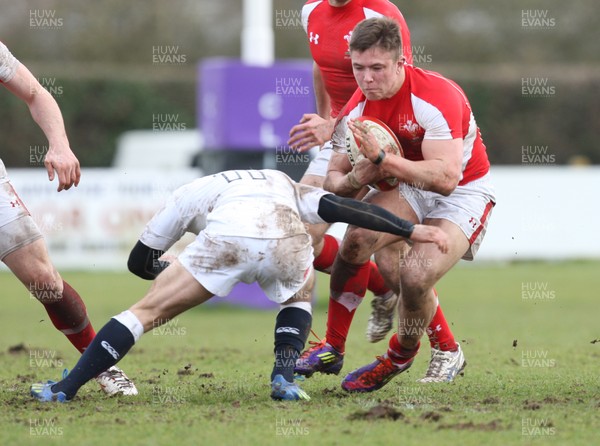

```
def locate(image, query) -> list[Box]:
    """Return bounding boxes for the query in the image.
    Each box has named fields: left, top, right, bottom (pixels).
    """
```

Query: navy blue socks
left=51, top=318, right=136, bottom=399
left=271, top=307, right=312, bottom=382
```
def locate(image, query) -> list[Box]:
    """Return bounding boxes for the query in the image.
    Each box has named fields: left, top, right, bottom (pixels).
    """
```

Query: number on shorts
left=220, top=170, right=267, bottom=183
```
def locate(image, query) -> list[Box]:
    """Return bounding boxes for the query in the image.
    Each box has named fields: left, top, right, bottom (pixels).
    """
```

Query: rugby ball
left=345, top=116, right=403, bottom=191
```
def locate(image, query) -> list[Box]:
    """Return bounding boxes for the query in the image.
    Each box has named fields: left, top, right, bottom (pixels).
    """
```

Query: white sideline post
left=241, top=0, right=274, bottom=66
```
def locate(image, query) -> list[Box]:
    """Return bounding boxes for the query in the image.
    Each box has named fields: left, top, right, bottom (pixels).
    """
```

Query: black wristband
left=373, top=149, right=386, bottom=165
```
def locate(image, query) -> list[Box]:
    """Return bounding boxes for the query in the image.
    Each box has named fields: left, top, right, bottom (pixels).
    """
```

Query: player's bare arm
left=358, top=131, right=463, bottom=196
left=3, top=64, right=80, bottom=191
left=288, top=63, right=335, bottom=152
left=323, top=150, right=371, bottom=197
left=312, top=62, right=330, bottom=119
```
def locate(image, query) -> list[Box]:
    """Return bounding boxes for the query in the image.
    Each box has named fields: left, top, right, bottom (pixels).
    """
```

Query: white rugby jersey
left=0, top=42, right=20, bottom=182
left=145, top=170, right=329, bottom=242
left=0, top=41, right=19, bottom=83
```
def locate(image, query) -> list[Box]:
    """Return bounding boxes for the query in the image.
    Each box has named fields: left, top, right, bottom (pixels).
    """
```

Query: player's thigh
left=282, top=269, right=315, bottom=305
left=400, top=218, right=469, bottom=293
left=340, top=188, right=418, bottom=261
left=362, top=187, right=420, bottom=220
left=258, top=234, right=314, bottom=303
left=130, top=260, right=213, bottom=332
left=0, top=181, right=47, bottom=278
left=2, top=226, right=59, bottom=289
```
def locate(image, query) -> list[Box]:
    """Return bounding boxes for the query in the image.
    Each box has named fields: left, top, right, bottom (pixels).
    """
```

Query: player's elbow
left=437, top=178, right=459, bottom=196
left=433, top=171, right=461, bottom=196
left=439, top=162, right=463, bottom=195
left=127, top=241, right=156, bottom=280
left=127, top=254, right=147, bottom=279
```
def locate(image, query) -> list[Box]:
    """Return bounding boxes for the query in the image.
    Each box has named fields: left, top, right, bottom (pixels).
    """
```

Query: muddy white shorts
left=0, top=174, right=43, bottom=259
left=303, top=141, right=333, bottom=178
left=177, top=232, right=314, bottom=303
left=400, top=172, right=496, bottom=260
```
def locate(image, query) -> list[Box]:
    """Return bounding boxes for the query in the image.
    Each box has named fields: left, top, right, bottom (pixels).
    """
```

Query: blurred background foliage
left=1, top=0, right=598, bottom=166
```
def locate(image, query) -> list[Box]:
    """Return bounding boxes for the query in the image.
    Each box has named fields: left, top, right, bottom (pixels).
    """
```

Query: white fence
left=330, top=165, right=600, bottom=261
left=2, top=168, right=199, bottom=270
left=476, top=165, right=599, bottom=260
left=2, top=165, right=598, bottom=271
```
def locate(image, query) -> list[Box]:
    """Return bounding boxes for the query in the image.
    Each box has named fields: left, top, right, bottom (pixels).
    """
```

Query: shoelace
left=303, top=330, right=326, bottom=352
left=423, top=351, right=451, bottom=377
left=358, top=356, right=396, bottom=385
left=302, top=341, right=326, bottom=356
left=100, top=369, right=134, bottom=388
left=309, top=329, right=322, bottom=342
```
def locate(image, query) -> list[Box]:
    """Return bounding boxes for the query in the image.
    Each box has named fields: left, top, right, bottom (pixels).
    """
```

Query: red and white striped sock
left=388, top=333, right=420, bottom=366
left=41, top=280, right=96, bottom=353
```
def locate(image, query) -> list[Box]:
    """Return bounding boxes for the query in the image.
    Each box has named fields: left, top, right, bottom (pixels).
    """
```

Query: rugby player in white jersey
left=30, top=169, right=448, bottom=402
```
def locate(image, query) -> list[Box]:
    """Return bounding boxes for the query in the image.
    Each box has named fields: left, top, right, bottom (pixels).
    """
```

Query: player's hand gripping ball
left=345, top=116, right=403, bottom=191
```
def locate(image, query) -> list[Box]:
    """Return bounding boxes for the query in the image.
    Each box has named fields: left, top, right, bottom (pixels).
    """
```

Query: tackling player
left=0, top=41, right=136, bottom=395
left=290, top=0, right=466, bottom=383
left=30, top=169, right=448, bottom=402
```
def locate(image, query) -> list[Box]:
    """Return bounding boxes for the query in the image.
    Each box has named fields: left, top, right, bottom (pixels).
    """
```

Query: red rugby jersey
left=301, top=0, right=412, bottom=118
left=333, top=65, right=490, bottom=185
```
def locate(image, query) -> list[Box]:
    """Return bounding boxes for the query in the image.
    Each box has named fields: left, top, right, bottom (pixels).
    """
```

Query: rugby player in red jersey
left=323, top=17, right=495, bottom=391
left=289, top=1, right=467, bottom=383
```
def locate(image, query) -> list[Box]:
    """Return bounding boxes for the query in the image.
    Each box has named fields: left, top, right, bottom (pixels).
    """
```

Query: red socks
left=314, top=234, right=391, bottom=295
left=388, top=333, right=420, bottom=365
left=313, top=234, right=339, bottom=273
left=326, top=257, right=371, bottom=353
left=367, top=261, right=389, bottom=296
left=427, top=300, right=458, bottom=352
left=40, top=280, right=96, bottom=353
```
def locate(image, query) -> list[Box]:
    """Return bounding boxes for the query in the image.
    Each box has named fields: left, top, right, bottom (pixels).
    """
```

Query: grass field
left=0, top=261, right=599, bottom=446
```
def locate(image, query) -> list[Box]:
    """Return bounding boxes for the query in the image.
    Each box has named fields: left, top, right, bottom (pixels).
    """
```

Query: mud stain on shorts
left=273, top=203, right=304, bottom=235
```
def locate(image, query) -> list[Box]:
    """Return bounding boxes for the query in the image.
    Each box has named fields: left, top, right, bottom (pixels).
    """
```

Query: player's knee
left=340, top=228, right=376, bottom=263
left=400, top=268, right=431, bottom=303
left=307, top=224, right=327, bottom=247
